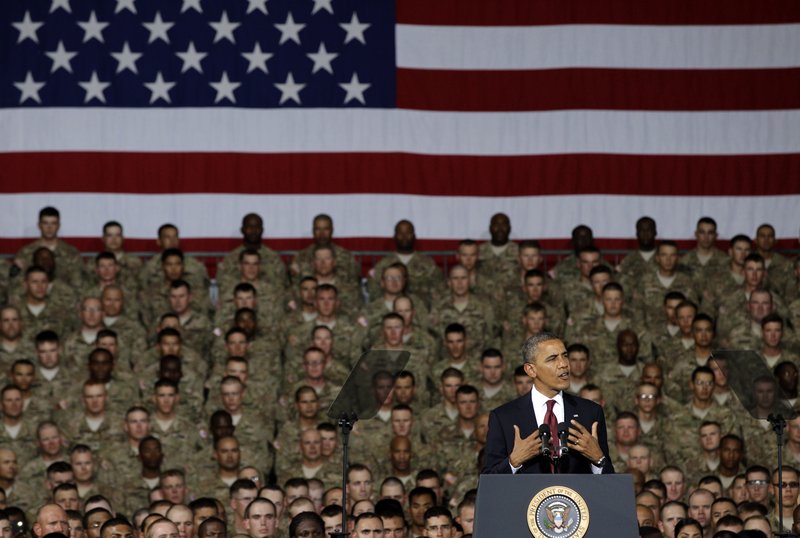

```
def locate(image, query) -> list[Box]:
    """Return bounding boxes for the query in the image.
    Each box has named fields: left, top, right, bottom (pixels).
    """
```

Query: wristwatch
left=595, top=456, right=607, bottom=467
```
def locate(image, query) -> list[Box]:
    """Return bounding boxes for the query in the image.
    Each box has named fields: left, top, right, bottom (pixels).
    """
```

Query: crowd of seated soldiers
left=0, top=206, right=799, bottom=538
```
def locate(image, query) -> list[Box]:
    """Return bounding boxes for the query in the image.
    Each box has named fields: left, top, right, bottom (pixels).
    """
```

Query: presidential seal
left=526, top=486, right=589, bottom=538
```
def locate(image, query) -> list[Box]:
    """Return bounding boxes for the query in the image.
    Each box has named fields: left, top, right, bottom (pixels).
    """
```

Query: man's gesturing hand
left=568, top=420, right=603, bottom=463
left=509, top=425, right=543, bottom=468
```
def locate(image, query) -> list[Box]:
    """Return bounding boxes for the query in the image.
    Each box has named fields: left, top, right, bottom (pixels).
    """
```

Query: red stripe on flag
left=397, top=68, right=800, bottom=112
left=1, top=153, right=798, bottom=196
left=397, top=0, right=800, bottom=26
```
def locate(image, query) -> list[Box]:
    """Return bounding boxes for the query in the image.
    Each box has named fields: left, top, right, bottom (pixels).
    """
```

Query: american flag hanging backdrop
left=1, top=0, right=799, bottom=254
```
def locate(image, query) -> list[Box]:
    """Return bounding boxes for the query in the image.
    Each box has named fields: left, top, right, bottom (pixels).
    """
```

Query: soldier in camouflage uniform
left=290, top=214, right=360, bottom=285
left=476, top=214, right=520, bottom=292
left=95, top=221, right=142, bottom=288
left=97, top=406, right=151, bottom=479
left=550, top=225, right=596, bottom=283
left=0, top=306, right=36, bottom=373
left=665, top=314, right=715, bottom=403
left=665, top=367, right=739, bottom=465
left=17, top=421, right=68, bottom=487
left=7, top=360, right=53, bottom=424
left=361, top=264, right=431, bottom=349
left=278, top=428, right=340, bottom=487
left=722, top=288, right=785, bottom=352
left=503, top=267, right=565, bottom=340
left=475, top=349, right=514, bottom=412
left=148, top=379, right=205, bottom=473
left=594, top=330, right=645, bottom=417
left=216, top=253, right=291, bottom=332
left=434, top=386, right=480, bottom=486
left=59, top=381, right=124, bottom=454
left=285, top=285, right=366, bottom=372
left=682, top=421, right=723, bottom=486
left=760, top=314, right=799, bottom=370
left=632, top=241, right=699, bottom=332
left=0, top=385, right=39, bottom=467
left=62, top=297, right=105, bottom=373
left=139, top=223, right=210, bottom=292
left=81, top=252, right=141, bottom=322
left=211, top=376, right=274, bottom=473
left=755, top=224, right=793, bottom=294
left=652, top=296, right=694, bottom=367
left=30, top=331, right=75, bottom=414
left=429, top=265, right=498, bottom=360
left=631, top=383, right=671, bottom=470
left=100, top=286, right=148, bottom=368
left=367, top=220, right=444, bottom=306
left=139, top=249, right=213, bottom=330
left=116, top=435, right=165, bottom=514
left=679, top=217, right=729, bottom=288
left=419, top=368, right=463, bottom=443
left=217, top=213, right=289, bottom=291
left=14, top=206, right=86, bottom=290
left=429, top=324, right=478, bottom=397
left=302, top=246, right=362, bottom=319
left=274, top=386, right=323, bottom=472
left=616, top=217, right=658, bottom=292
left=568, top=283, right=653, bottom=366
left=15, top=266, right=75, bottom=341
left=704, top=234, right=752, bottom=318
left=191, top=435, right=243, bottom=501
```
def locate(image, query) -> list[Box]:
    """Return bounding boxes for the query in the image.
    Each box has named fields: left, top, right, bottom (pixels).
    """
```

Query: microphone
left=557, top=423, right=570, bottom=458
left=538, top=424, right=552, bottom=457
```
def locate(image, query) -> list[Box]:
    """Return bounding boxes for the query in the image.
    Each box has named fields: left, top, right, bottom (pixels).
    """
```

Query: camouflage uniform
left=479, top=382, right=515, bottom=413
left=16, top=239, right=86, bottom=288
left=0, top=419, right=38, bottom=466
left=0, top=339, right=36, bottom=374
left=663, top=350, right=710, bottom=403
left=292, top=242, right=360, bottom=284
left=567, top=316, right=653, bottom=367
left=59, top=411, right=125, bottom=454
left=139, top=255, right=210, bottom=300
left=617, top=250, right=657, bottom=288
left=429, top=296, right=499, bottom=359
left=217, top=244, right=289, bottom=290
left=477, top=241, right=519, bottom=291
left=632, top=269, right=699, bottom=332
left=367, top=253, right=444, bottom=307
left=593, top=362, right=643, bottom=417
left=664, top=402, right=739, bottom=463
left=138, top=279, right=213, bottom=333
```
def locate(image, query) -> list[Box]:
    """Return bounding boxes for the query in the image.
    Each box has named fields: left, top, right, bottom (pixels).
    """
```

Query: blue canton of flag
left=1, top=0, right=396, bottom=107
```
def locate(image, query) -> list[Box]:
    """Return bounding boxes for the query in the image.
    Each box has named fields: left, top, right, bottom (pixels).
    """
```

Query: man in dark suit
left=482, top=332, right=614, bottom=474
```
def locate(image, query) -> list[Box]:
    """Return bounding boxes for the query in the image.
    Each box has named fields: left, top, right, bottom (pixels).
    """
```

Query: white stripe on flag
left=2, top=109, right=800, bottom=155
left=1, top=193, right=798, bottom=241
left=396, top=23, right=800, bottom=70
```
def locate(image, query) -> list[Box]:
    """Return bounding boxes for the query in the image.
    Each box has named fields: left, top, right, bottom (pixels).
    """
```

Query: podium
left=473, top=474, right=637, bottom=537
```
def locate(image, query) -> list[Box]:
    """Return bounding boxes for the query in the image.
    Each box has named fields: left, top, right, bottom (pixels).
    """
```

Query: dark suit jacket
left=482, top=391, right=615, bottom=474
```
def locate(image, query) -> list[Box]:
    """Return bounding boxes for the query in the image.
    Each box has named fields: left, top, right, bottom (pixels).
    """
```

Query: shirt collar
left=530, top=385, right=564, bottom=410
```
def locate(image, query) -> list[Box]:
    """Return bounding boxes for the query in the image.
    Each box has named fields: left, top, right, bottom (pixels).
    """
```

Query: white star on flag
left=275, top=12, right=305, bottom=45
left=210, top=72, right=241, bottom=104
left=340, top=12, right=369, bottom=44
left=13, top=12, right=44, bottom=44
left=307, top=42, right=338, bottom=74
left=181, top=0, right=203, bottom=13
left=339, top=73, right=370, bottom=104
left=210, top=12, right=240, bottom=44
left=115, top=0, right=136, bottom=14
left=78, top=11, right=108, bottom=43
left=14, top=72, right=45, bottom=104
left=242, top=43, right=273, bottom=74
left=312, top=0, right=334, bottom=15
left=144, top=72, right=176, bottom=104
left=176, top=42, right=207, bottom=74
left=143, top=12, right=174, bottom=44
left=50, top=0, right=72, bottom=14
left=246, top=0, right=268, bottom=15
left=111, top=42, right=142, bottom=74
left=274, top=72, right=305, bottom=105
left=79, top=71, right=110, bottom=104
left=46, top=41, right=77, bottom=73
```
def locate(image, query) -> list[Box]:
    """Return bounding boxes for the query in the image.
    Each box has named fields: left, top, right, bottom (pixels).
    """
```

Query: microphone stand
left=769, top=413, right=798, bottom=538
left=330, top=412, right=357, bottom=538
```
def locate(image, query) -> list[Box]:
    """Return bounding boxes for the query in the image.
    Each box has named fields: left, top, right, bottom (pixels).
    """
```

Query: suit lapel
left=517, top=393, right=538, bottom=438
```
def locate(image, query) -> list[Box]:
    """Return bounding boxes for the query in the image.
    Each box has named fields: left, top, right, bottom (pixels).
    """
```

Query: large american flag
left=1, top=0, right=799, bottom=253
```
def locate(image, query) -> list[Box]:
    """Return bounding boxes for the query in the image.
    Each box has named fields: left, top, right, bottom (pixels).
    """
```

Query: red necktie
left=545, top=399, right=559, bottom=456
